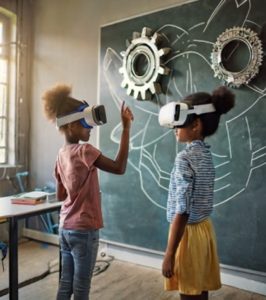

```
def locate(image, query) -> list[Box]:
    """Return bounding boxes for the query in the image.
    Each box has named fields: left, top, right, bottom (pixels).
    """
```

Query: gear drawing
left=119, top=27, right=171, bottom=100
left=211, top=27, right=263, bottom=88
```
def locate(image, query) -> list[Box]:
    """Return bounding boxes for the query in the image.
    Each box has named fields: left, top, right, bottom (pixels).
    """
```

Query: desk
left=0, top=197, right=61, bottom=300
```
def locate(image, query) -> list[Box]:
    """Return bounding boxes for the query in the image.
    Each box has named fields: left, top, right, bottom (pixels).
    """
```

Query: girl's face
left=175, top=127, right=194, bottom=143
left=175, top=118, right=203, bottom=143
left=65, top=122, right=91, bottom=143
left=78, top=125, right=91, bottom=142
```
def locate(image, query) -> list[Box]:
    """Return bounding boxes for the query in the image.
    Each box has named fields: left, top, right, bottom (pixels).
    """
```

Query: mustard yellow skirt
left=164, top=218, right=221, bottom=295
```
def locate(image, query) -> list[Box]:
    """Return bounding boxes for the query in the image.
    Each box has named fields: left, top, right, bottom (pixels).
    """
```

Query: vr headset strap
left=56, top=111, right=85, bottom=128
left=190, top=103, right=216, bottom=115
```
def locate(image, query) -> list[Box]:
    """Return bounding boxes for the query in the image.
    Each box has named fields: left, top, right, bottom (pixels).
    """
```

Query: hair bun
left=211, top=86, right=235, bottom=115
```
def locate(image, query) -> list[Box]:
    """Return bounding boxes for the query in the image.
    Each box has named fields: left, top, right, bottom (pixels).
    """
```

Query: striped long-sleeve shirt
left=167, top=140, right=215, bottom=224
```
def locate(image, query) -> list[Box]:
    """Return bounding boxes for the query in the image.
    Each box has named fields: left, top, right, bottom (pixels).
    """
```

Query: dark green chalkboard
left=99, top=0, right=266, bottom=273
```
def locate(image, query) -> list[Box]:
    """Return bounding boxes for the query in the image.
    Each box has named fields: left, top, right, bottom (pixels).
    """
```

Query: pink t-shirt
left=54, top=143, right=103, bottom=230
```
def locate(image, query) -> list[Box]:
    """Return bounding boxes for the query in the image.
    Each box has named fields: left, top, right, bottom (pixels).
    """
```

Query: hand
left=121, top=101, right=134, bottom=130
left=162, top=253, right=175, bottom=278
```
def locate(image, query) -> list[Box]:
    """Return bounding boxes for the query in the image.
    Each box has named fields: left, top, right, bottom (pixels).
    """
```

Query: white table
left=0, top=197, right=61, bottom=300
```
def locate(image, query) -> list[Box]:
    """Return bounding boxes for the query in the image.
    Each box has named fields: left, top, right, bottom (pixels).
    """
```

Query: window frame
left=0, top=8, right=17, bottom=165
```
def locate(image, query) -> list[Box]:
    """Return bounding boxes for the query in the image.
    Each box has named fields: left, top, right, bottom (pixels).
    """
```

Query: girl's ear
left=64, top=122, right=76, bottom=135
left=192, top=118, right=203, bottom=132
left=67, top=122, right=74, bottom=129
left=68, top=122, right=79, bottom=130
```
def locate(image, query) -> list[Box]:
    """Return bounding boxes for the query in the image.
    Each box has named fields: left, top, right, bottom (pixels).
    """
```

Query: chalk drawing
left=101, top=0, right=266, bottom=209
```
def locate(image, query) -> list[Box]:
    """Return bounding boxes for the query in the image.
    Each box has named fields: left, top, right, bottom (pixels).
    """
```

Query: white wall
left=30, top=0, right=186, bottom=188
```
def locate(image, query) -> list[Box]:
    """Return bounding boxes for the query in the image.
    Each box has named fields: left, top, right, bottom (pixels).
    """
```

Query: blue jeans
left=56, top=228, right=99, bottom=300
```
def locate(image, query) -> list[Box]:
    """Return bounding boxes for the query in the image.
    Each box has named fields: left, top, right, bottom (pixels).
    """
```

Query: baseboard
left=22, top=228, right=59, bottom=245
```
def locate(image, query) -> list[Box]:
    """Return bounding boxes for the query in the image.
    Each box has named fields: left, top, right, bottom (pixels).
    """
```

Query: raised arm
left=94, top=101, right=134, bottom=174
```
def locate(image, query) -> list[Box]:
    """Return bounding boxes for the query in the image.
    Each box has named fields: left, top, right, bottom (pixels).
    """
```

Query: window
left=0, top=8, right=16, bottom=164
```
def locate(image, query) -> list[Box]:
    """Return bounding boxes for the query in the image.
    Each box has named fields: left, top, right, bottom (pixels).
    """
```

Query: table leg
left=59, top=245, right=62, bottom=281
left=9, top=217, right=18, bottom=300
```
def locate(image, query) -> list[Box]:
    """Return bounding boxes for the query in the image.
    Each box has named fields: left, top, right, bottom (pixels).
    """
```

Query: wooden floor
left=0, top=240, right=265, bottom=300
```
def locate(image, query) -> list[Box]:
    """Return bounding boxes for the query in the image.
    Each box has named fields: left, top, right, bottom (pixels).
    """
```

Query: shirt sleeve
left=174, top=154, right=194, bottom=214
left=80, top=143, right=101, bottom=168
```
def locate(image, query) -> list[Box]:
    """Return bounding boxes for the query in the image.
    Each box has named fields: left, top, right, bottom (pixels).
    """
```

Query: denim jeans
left=56, top=228, right=99, bottom=300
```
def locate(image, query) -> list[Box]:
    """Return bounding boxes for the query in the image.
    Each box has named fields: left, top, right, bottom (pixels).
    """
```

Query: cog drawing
left=119, top=27, right=171, bottom=100
left=211, top=27, right=263, bottom=88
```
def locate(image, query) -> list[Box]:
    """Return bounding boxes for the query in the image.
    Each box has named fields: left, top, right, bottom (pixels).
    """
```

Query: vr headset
left=56, top=102, right=107, bottom=129
left=158, top=102, right=216, bottom=128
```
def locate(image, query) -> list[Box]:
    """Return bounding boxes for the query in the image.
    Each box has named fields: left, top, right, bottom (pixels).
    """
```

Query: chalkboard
left=99, top=0, right=266, bottom=273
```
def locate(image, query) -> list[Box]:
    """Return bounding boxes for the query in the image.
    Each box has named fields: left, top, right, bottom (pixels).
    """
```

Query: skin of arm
left=162, top=212, right=189, bottom=278
left=94, top=101, right=134, bottom=174
left=56, top=180, right=67, bottom=201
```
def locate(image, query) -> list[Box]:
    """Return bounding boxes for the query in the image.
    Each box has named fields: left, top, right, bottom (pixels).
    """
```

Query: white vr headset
left=56, top=103, right=107, bottom=129
left=159, top=102, right=216, bottom=128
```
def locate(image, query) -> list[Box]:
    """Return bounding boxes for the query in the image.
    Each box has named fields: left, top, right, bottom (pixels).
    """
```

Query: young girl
left=42, top=84, right=134, bottom=300
left=161, top=86, right=235, bottom=300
